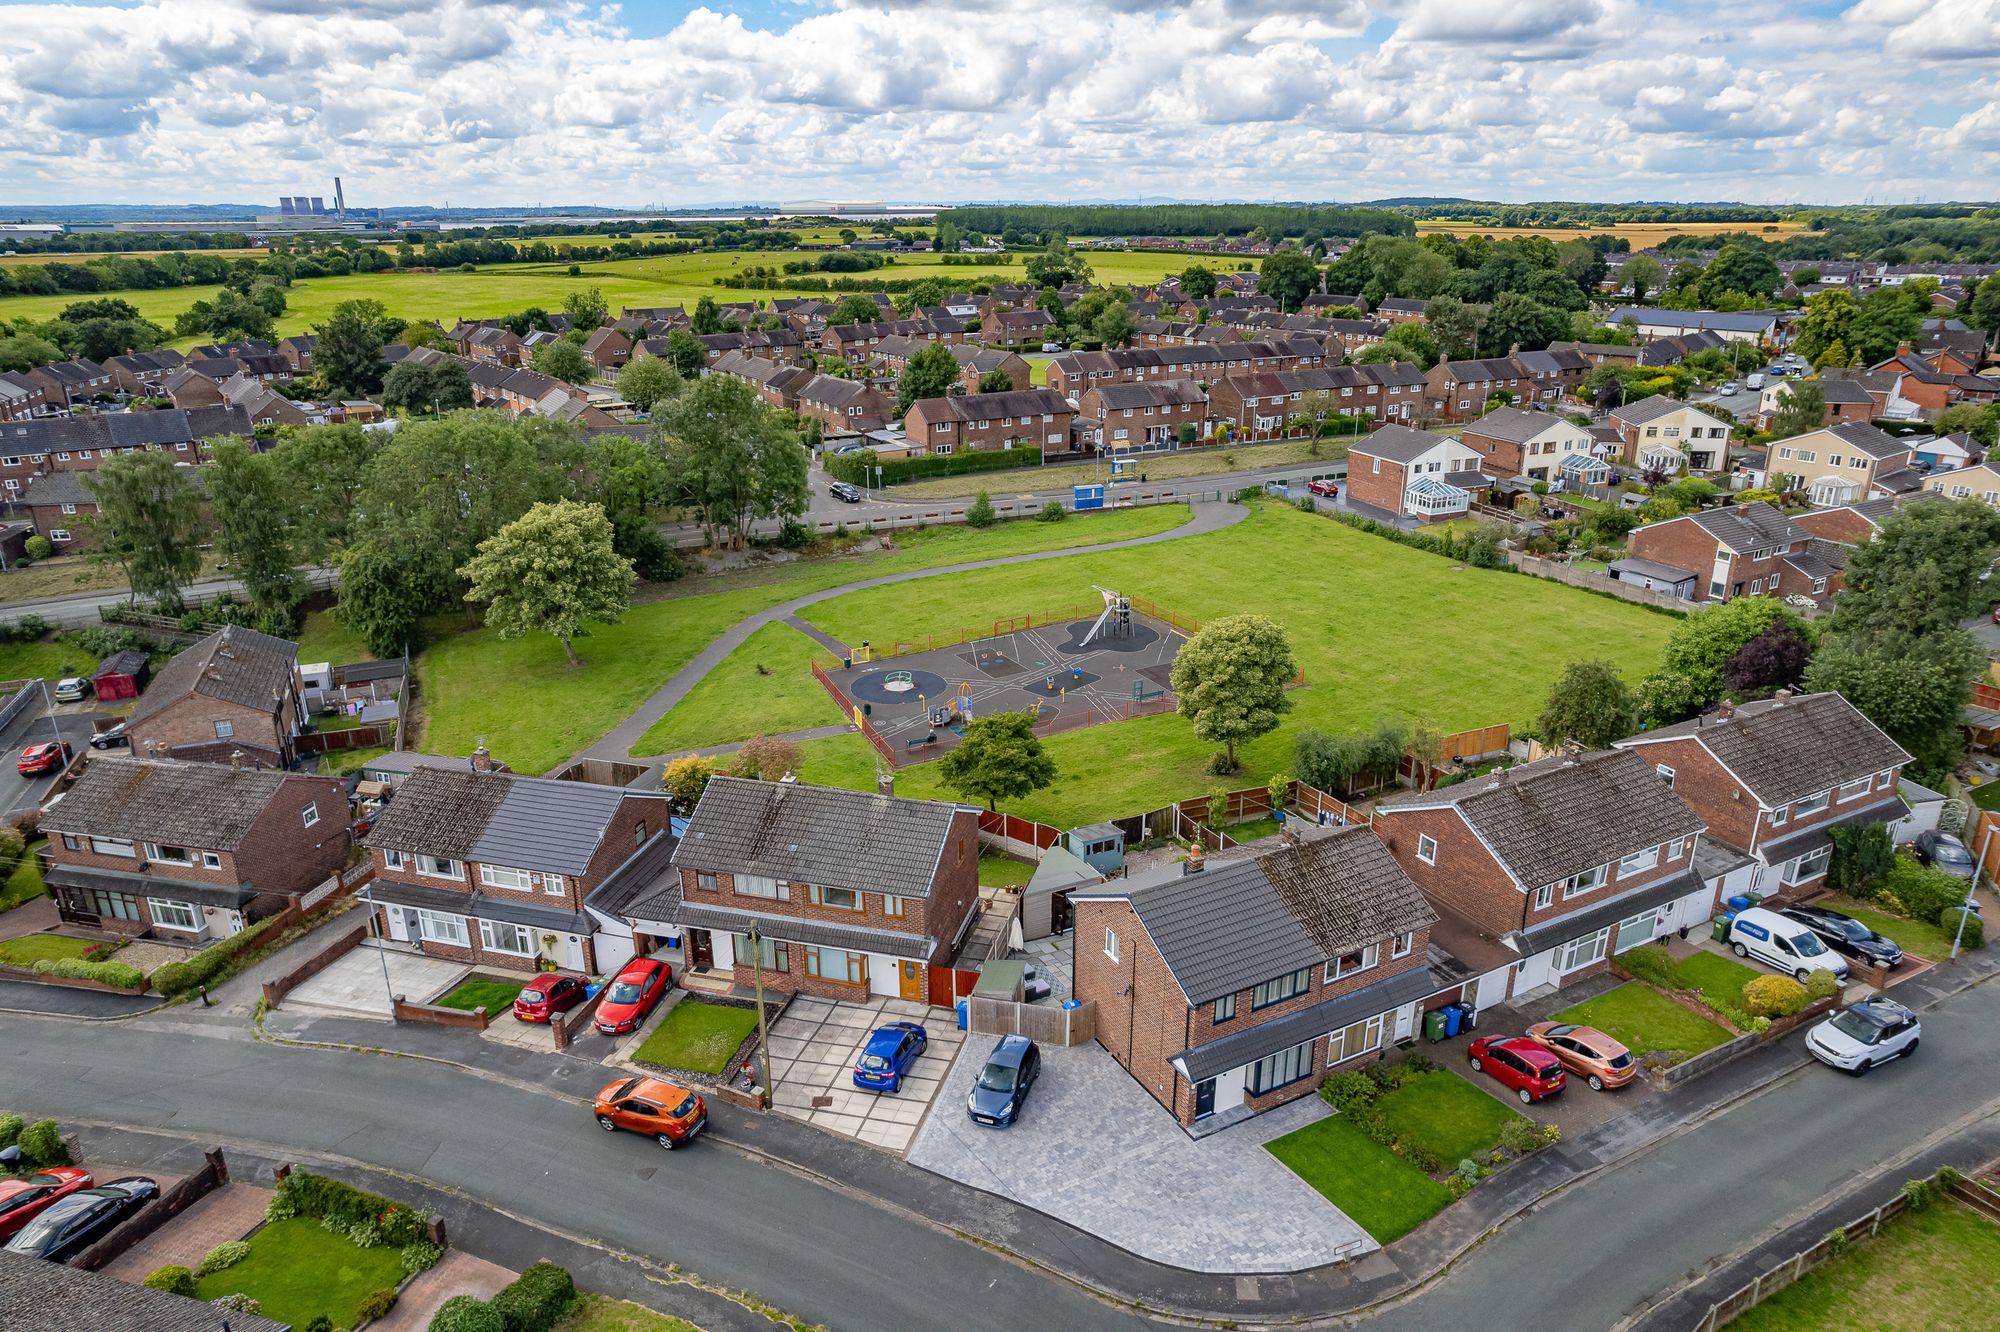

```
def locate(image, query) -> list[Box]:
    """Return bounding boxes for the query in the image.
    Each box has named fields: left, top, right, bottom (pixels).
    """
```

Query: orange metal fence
left=811, top=656, right=897, bottom=767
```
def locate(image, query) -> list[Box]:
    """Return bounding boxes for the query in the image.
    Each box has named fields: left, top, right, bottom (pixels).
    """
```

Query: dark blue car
left=966, top=1034, right=1041, bottom=1127
left=853, top=1021, right=928, bottom=1092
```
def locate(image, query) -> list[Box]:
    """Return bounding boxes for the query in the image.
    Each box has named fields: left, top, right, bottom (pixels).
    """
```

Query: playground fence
left=871, top=596, right=1208, bottom=660
left=810, top=655, right=899, bottom=767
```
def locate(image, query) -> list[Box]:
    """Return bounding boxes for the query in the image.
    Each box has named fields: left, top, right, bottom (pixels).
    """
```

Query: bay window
left=147, top=898, right=200, bottom=931
left=415, top=910, right=468, bottom=947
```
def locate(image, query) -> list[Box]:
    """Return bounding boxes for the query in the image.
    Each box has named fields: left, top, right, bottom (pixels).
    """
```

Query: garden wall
left=392, top=996, right=489, bottom=1029
left=261, top=925, right=366, bottom=1009
left=70, top=1147, right=229, bottom=1273
left=1508, top=552, right=1693, bottom=612
left=552, top=985, right=609, bottom=1052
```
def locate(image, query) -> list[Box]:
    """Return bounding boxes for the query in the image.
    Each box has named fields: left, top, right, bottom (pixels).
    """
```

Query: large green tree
left=1848, top=286, right=1928, bottom=364
left=460, top=499, right=635, bottom=667
left=1792, top=289, right=1856, bottom=364
left=1640, top=597, right=1808, bottom=721
left=1256, top=248, right=1321, bottom=312
left=313, top=298, right=396, bottom=397
left=1479, top=292, right=1568, bottom=356
left=897, top=342, right=960, bottom=413
left=1023, top=236, right=1091, bottom=288
left=207, top=440, right=302, bottom=630
left=1620, top=255, right=1664, bottom=303
left=664, top=329, right=705, bottom=376
left=82, top=452, right=205, bottom=611
left=617, top=356, right=684, bottom=413
left=1178, top=264, right=1218, bottom=299
left=936, top=711, right=1057, bottom=811
left=577, top=434, right=676, bottom=581
left=1768, top=382, right=1826, bottom=442
left=1424, top=295, right=1483, bottom=360
left=563, top=286, right=609, bottom=331
left=531, top=339, right=591, bottom=385
left=1091, top=298, right=1138, bottom=349
left=1170, top=614, right=1297, bottom=772
left=826, top=294, right=882, bottom=327
left=270, top=422, right=387, bottom=563
left=1537, top=660, right=1639, bottom=749
left=380, top=357, right=474, bottom=415
left=654, top=376, right=809, bottom=547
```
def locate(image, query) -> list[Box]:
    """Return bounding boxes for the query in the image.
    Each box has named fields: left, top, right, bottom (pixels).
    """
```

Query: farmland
left=1413, top=219, right=1808, bottom=247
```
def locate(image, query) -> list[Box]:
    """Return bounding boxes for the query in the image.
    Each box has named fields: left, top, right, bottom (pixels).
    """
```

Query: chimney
left=1509, top=342, right=1520, bottom=357
left=1715, top=701, right=1735, bottom=722
left=1773, top=688, right=1793, bottom=705
left=876, top=769, right=895, bottom=798
left=1895, top=341, right=1912, bottom=359
left=470, top=743, right=492, bottom=773
left=229, top=749, right=244, bottom=772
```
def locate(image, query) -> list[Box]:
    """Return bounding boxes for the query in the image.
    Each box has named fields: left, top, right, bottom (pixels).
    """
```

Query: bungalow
left=1603, top=308, right=1781, bottom=345
left=1607, top=397, right=1734, bottom=473
left=128, top=624, right=307, bottom=769
left=1345, top=425, right=1489, bottom=522
left=1458, top=406, right=1594, bottom=484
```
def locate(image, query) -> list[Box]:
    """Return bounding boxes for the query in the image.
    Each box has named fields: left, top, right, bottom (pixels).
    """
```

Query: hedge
left=31, top=956, right=145, bottom=989
left=430, top=1296, right=505, bottom=1332
left=824, top=444, right=1044, bottom=486
left=150, top=913, right=287, bottom=998
left=491, top=1261, right=577, bottom=1332
left=17, top=1119, right=67, bottom=1167
left=265, top=1170, right=431, bottom=1248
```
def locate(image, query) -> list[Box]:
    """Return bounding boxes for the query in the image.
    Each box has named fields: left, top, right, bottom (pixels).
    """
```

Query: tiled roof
left=671, top=776, right=968, bottom=899
left=41, top=756, right=306, bottom=848
left=1674, top=501, right=1805, bottom=553
left=1378, top=749, right=1703, bottom=890
left=363, top=766, right=662, bottom=875
left=0, top=1251, right=290, bottom=1332
left=916, top=388, right=1071, bottom=424
left=1461, top=406, right=1577, bottom=444
left=1351, top=423, right=1456, bottom=463
left=1089, top=381, right=1208, bottom=410
left=130, top=625, right=298, bottom=726
left=1618, top=692, right=1912, bottom=807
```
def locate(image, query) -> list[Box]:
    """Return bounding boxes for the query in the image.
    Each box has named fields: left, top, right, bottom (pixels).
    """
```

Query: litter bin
left=1711, top=914, right=1733, bottom=944
left=1441, top=1004, right=1465, bottom=1038
left=1725, top=894, right=1754, bottom=914
left=1060, top=998, right=1082, bottom=1011
left=1424, top=1009, right=1448, bottom=1043
left=955, top=998, right=969, bottom=1031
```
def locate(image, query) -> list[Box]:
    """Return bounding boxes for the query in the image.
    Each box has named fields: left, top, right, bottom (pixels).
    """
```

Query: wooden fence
left=1509, top=552, right=1695, bottom=612
left=927, top=964, right=984, bottom=1009
left=968, top=995, right=1096, bottom=1046
left=296, top=723, right=395, bottom=754
left=978, top=809, right=1062, bottom=858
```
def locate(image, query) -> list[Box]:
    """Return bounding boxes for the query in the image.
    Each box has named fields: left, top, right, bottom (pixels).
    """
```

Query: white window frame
left=479, top=863, right=535, bottom=891
left=1561, top=865, right=1609, bottom=899
left=1104, top=927, right=1119, bottom=962
left=1783, top=845, right=1834, bottom=886
left=1390, top=931, right=1414, bottom=959
left=1616, top=909, right=1661, bottom=952
left=415, top=909, right=469, bottom=947
left=1533, top=883, right=1554, bottom=910
left=1656, top=764, right=1675, bottom=787
left=414, top=854, right=462, bottom=879
left=1668, top=836, right=1686, bottom=860
left=478, top=918, right=535, bottom=956
left=301, top=802, right=319, bottom=829
left=1557, top=927, right=1611, bottom=974
left=1325, top=942, right=1380, bottom=982
left=201, top=851, right=222, bottom=870
left=1876, top=769, right=1895, bottom=789
left=213, top=719, right=234, bottom=738
left=1794, top=790, right=1830, bottom=817
left=145, top=843, right=191, bottom=865
left=1326, top=1013, right=1385, bottom=1066
left=1416, top=833, right=1437, bottom=865
left=1617, top=846, right=1660, bottom=879
left=147, top=898, right=201, bottom=931
left=90, top=836, right=136, bottom=858
left=384, top=849, right=404, bottom=870
left=736, top=873, right=784, bottom=901
left=1837, top=777, right=1872, bottom=802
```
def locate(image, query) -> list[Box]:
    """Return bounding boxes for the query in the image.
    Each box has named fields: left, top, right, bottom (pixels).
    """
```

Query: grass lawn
left=295, top=609, right=377, bottom=667
left=1265, top=1114, right=1454, bottom=1243
left=633, top=998, right=760, bottom=1074
left=1553, top=981, right=1734, bottom=1059
left=0, top=933, right=93, bottom=966
left=0, top=637, right=99, bottom=685
left=412, top=505, right=1186, bottom=773
left=1224, top=816, right=1283, bottom=844
left=1821, top=893, right=1968, bottom=960
left=980, top=852, right=1035, bottom=887
left=1727, top=1197, right=2000, bottom=1332
left=191, top=1215, right=406, bottom=1328
left=1375, top=1071, right=1526, bottom=1163
left=796, top=503, right=1673, bottom=825
left=320, top=745, right=392, bottom=779
left=1674, top=950, right=1762, bottom=1012
left=637, top=622, right=842, bottom=754
left=432, top=975, right=527, bottom=1013
left=559, top=1294, right=703, bottom=1332
left=1972, top=781, right=2000, bottom=813
left=888, top=439, right=1339, bottom=500
left=0, top=843, right=47, bottom=915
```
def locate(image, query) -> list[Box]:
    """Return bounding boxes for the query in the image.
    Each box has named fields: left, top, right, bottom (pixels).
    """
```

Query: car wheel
left=1904, top=1038, right=1918, bottom=1058
left=1468, top=1056, right=1484, bottom=1072
left=1587, top=1074, right=1604, bottom=1092
left=596, top=1115, right=616, bottom=1131
left=1795, top=969, right=1812, bottom=983
left=1851, top=1059, right=1872, bottom=1078
left=889, top=1076, right=900, bottom=1094
left=1518, top=1087, right=1534, bottom=1105
left=657, top=1132, right=678, bottom=1150
left=1732, top=943, right=1750, bottom=958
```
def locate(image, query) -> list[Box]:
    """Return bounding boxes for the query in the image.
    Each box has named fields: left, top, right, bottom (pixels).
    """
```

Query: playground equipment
left=1132, top=679, right=1165, bottom=702
left=1080, top=585, right=1133, bottom=646
left=928, top=682, right=975, bottom=729
left=882, top=670, right=916, bottom=694
left=851, top=641, right=874, bottom=664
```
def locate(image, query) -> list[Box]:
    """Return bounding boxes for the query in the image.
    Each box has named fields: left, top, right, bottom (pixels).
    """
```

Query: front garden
left=185, top=1216, right=409, bottom=1326
left=633, top=998, right=760, bottom=1076
left=433, top=974, right=528, bottom=1014
left=0, top=838, right=46, bottom=915
left=1552, top=982, right=1735, bottom=1064
left=1608, top=942, right=1841, bottom=1055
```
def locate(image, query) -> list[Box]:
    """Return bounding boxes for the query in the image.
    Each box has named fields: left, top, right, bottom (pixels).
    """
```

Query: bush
left=1615, top=942, right=1680, bottom=990
left=1948, top=909, right=1985, bottom=951
left=356, top=1288, right=400, bottom=1321
left=210, top=1293, right=262, bottom=1314
left=71, top=625, right=152, bottom=658
left=774, top=518, right=812, bottom=550
left=402, top=1240, right=443, bottom=1274
left=1804, top=969, right=1841, bottom=1003
left=1498, top=1119, right=1547, bottom=1156
left=1882, top=856, right=1974, bottom=928
left=150, top=914, right=287, bottom=999
left=1743, top=974, right=1808, bottom=1017
left=306, top=1319, right=336, bottom=1332
left=31, top=957, right=145, bottom=989
left=491, top=1261, right=578, bottom=1332
left=430, top=1295, right=506, bottom=1332
left=965, top=490, right=996, bottom=528
left=195, top=1240, right=250, bottom=1276
left=1036, top=500, right=1065, bottom=522
left=1401, top=1049, right=1434, bottom=1077
left=22, top=536, right=51, bottom=561
left=1320, top=1070, right=1377, bottom=1114
left=17, top=1120, right=66, bottom=1167
left=1446, top=1174, right=1474, bottom=1198
left=267, top=1169, right=431, bottom=1248
left=1401, top=1141, right=1445, bottom=1175
left=144, top=1265, right=197, bottom=1296
left=0, top=1115, right=22, bottom=1150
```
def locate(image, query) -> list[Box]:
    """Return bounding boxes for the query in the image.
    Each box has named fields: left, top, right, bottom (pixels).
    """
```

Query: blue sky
left=0, top=0, right=1995, bottom=207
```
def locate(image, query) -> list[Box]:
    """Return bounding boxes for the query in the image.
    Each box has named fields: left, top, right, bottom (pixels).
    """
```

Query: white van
left=1728, top=906, right=1850, bottom=983
left=1745, top=373, right=1766, bottom=390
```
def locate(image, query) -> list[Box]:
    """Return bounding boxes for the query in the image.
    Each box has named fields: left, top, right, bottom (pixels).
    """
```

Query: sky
left=1, top=0, right=1997, bottom=209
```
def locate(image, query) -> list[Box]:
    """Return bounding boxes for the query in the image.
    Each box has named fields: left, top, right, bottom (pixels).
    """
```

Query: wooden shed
left=91, top=649, right=151, bottom=702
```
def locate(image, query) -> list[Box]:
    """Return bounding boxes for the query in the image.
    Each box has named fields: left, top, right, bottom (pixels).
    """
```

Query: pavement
left=279, top=943, right=469, bottom=1020
left=0, top=567, right=337, bottom=628
left=764, top=994, right=964, bottom=1152
left=371, top=1250, right=518, bottom=1332
left=0, top=693, right=102, bottom=818
left=908, top=1036, right=1375, bottom=1272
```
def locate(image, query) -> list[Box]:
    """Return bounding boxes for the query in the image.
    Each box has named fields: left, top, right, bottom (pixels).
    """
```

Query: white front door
left=1393, top=1002, right=1416, bottom=1042
left=1513, top=950, right=1555, bottom=995
left=385, top=905, right=410, bottom=943
left=563, top=933, right=586, bottom=971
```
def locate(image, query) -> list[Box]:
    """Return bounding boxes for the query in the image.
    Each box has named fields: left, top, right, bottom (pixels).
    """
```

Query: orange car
left=1524, top=1022, right=1637, bottom=1091
left=593, top=1075, right=707, bottom=1149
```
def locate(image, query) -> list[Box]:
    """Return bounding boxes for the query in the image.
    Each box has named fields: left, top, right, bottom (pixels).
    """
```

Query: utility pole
left=359, top=882, right=398, bottom=1017
left=1953, top=819, right=1994, bottom=961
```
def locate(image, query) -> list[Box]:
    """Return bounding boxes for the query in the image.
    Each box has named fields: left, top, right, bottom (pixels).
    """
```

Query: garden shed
left=90, top=649, right=150, bottom=701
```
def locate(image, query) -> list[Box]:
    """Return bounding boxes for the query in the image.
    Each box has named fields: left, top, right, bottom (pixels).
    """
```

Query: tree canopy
left=1537, top=660, right=1639, bottom=749
left=936, top=711, right=1057, bottom=811
left=1170, top=614, right=1297, bottom=771
left=313, top=298, right=397, bottom=397
left=897, top=342, right=959, bottom=413
left=653, top=376, right=809, bottom=548
left=83, top=451, right=206, bottom=612
left=460, top=500, right=635, bottom=668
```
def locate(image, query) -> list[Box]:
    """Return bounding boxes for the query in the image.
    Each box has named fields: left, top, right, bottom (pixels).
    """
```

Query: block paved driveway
left=766, top=995, right=965, bottom=1153
left=102, top=1182, right=269, bottom=1284
left=907, top=1038, right=1374, bottom=1273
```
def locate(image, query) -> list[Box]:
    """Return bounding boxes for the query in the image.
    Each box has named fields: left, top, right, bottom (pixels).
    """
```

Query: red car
left=1308, top=479, right=1339, bottom=498
left=0, top=1168, right=93, bottom=1243
left=513, top=973, right=590, bottom=1023
left=15, top=740, right=71, bottom=776
left=1467, top=1035, right=1567, bottom=1104
left=594, top=958, right=671, bottom=1036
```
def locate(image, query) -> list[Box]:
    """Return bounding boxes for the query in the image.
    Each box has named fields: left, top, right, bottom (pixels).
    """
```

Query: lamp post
left=1952, top=819, right=1996, bottom=961
left=358, top=882, right=398, bottom=1018
left=749, top=924, right=774, bottom=1108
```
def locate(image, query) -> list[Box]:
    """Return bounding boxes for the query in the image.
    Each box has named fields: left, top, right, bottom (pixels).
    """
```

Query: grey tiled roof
left=1351, top=423, right=1454, bottom=464
left=368, top=878, right=593, bottom=934
left=42, top=756, right=298, bottom=848
left=672, top=776, right=967, bottom=898
left=0, top=1249, right=291, bottom=1331
left=1379, top=749, right=1703, bottom=890
left=1069, top=828, right=1436, bottom=1005
left=130, top=624, right=297, bottom=726
left=1679, top=501, right=1805, bottom=553
left=363, top=767, right=661, bottom=876
left=585, top=828, right=680, bottom=921
left=1461, top=406, right=1569, bottom=444
left=1620, top=692, right=1912, bottom=807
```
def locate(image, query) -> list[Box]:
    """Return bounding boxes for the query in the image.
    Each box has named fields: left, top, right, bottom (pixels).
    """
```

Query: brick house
left=0, top=370, right=49, bottom=420
left=902, top=388, right=1075, bottom=459
left=824, top=320, right=960, bottom=361
left=1423, top=355, right=1531, bottom=422
left=363, top=763, right=674, bottom=974
left=164, top=364, right=228, bottom=410
left=983, top=309, right=1057, bottom=347
left=463, top=326, right=525, bottom=367
left=870, top=338, right=1030, bottom=393
left=0, top=404, right=252, bottom=499
left=19, top=471, right=99, bottom=550
left=1070, top=827, right=1444, bottom=1131
left=128, top=625, right=306, bottom=769
left=583, top=327, right=634, bottom=373
left=696, top=329, right=802, bottom=366
left=1458, top=406, right=1595, bottom=484
left=1615, top=692, right=1910, bottom=906
left=623, top=776, right=981, bottom=1002
left=1767, top=423, right=1914, bottom=505
left=25, top=359, right=114, bottom=409
left=1076, top=381, right=1208, bottom=454
left=1512, top=346, right=1593, bottom=405
left=1624, top=501, right=1833, bottom=605
left=1607, top=397, right=1736, bottom=473
left=1346, top=425, right=1489, bottom=522
left=105, top=349, right=187, bottom=396
left=41, top=756, right=350, bottom=941
left=1372, top=749, right=1711, bottom=1011
left=796, top=375, right=895, bottom=433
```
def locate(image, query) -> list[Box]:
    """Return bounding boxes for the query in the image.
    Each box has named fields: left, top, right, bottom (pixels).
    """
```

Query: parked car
left=87, top=720, right=128, bottom=750
left=1466, top=1035, right=1566, bottom=1104
left=967, top=1034, right=1041, bottom=1127
left=593, top=957, right=672, bottom=1036
left=1806, top=995, right=1920, bottom=1075
left=1307, top=478, right=1338, bottom=498
left=828, top=480, right=864, bottom=503
left=1779, top=904, right=1903, bottom=970
left=592, top=1075, right=707, bottom=1149
left=1523, top=1022, right=1637, bottom=1091
left=1040, top=341, right=1064, bottom=353
left=513, top=972, right=590, bottom=1023
left=1720, top=381, right=1740, bottom=394
left=1618, top=492, right=1648, bottom=509
left=0, top=1168, right=93, bottom=1243
left=1746, top=373, right=1766, bottom=389
left=2, top=1177, right=157, bottom=1261
left=1728, top=906, right=1851, bottom=983
left=51, top=678, right=90, bottom=703
left=853, top=1021, right=928, bottom=1092
left=14, top=741, right=71, bottom=776
left=1913, top=830, right=1977, bottom=880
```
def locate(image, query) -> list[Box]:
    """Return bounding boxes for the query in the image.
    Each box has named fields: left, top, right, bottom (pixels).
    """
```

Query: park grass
left=410, top=506, right=1187, bottom=772
left=559, top=1294, right=703, bottom=1332
left=980, top=852, right=1035, bottom=887
left=1553, top=982, right=1734, bottom=1060
left=633, top=998, right=760, bottom=1075
left=0, top=637, right=99, bottom=685
left=1265, top=1114, right=1454, bottom=1243
left=432, top=975, right=527, bottom=1013
left=295, top=609, right=376, bottom=667
left=888, top=438, right=1339, bottom=501
left=190, top=1215, right=406, bottom=1328
left=0, top=843, right=48, bottom=916
left=1725, top=1196, right=2000, bottom=1332
left=1821, top=893, right=1968, bottom=960
left=636, top=622, right=842, bottom=755
left=1373, top=1071, right=1526, bottom=1163
left=795, top=502, right=1674, bottom=825
left=0, top=933, right=92, bottom=966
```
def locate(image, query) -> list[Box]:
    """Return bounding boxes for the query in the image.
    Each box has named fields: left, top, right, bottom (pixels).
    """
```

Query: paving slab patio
left=907, top=1037, right=1375, bottom=1273
left=279, top=943, right=467, bottom=1021
left=766, top=994, right=966, bottom=1153
left=369, top=1250, right=518, bottom=1332
left=102, top=1182, right=271, bottom=1284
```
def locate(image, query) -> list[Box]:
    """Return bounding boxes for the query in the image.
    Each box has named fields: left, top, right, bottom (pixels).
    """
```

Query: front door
left=1194, top=1078, right=1217, bottom=1120
left=690, top=929, right=714, bottom=971
left=899, top=960, right=922, bottom=1002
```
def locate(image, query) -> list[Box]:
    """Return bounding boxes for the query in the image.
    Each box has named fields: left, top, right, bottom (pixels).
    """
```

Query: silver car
left=1807, top=996, right=1919, bottom=1075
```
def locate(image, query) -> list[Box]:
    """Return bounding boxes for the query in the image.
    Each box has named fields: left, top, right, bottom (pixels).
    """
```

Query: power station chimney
left=309, top=196, right=324, bottom=213
left=334, top=176, right=346, bottom=219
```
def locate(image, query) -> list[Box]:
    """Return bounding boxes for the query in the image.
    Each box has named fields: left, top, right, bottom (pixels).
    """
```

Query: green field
left=789, top=502, right=1674, bottom=824
left=636, top=622, right=840, bottom=755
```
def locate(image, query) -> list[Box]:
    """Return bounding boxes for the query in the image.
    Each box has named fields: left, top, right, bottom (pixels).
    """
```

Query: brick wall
left=1628, top=736, right=1759, bottom=850
left=1373, top=808, right=1523, bottom=936
left=1073, top=898, right=1189, bottom=1116
left=235, top=774, right=351, bottom=899
left=1346, top=452, right=1407, bottom=515
left=130, top=696, right=285, bottom=764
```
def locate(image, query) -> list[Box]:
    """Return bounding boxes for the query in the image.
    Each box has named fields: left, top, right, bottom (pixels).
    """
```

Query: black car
left=966, top=1035, right=1040, bottom=1128
left=828, top=481, right=863, bottom=503
left=88, top=720, right=129, bottom=750
left=1914, top=830, right=1977, bottom=880
left=2, top=1176, right=157, bottom=1261
left=1780, top=904, right=1903, bottom=969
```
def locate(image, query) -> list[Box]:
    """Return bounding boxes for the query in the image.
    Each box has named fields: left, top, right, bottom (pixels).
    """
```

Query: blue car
left=853, top=1021, right=929, bottom=1092
left=966, top=1034, right=1041, bottom=1128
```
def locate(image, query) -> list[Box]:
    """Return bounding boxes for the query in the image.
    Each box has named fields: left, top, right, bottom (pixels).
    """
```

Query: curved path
left=585, top=498, right=1249, bottom=763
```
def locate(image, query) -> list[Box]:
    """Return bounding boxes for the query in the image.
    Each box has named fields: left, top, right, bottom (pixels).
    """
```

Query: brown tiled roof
left=1619, top=692, right=1911, bottom=806
left=130, top=625, right=297, bottom=726
left=42, top=756, right=299, bottom=848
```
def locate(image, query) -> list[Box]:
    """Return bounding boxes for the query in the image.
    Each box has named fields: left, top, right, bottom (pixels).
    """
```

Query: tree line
left=935, top=205, right=1414, bottom=241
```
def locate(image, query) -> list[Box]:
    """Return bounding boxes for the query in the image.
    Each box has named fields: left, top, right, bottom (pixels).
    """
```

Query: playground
left=818, top=592, right=1189, bottom=765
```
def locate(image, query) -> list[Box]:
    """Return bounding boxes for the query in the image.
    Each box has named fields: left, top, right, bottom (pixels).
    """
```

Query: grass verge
left=1553, top=981, right=1734, bottom=1060
left=633, top=998, right=761, bottom=1075
left=559, top=1294, right=704, bottom=1332
left=637, top=621, right=842, bottom=754
left=1265, top=1114, right=1454, bottom=1243
left=190, top=1215, right=405, bottom=1328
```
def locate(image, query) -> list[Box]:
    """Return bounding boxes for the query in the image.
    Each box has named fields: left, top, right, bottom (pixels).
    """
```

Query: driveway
left=907, top=1038, right=1374, bottom=1272
left=766, top=995, right=965, bottom=1152
left=280, top=944, right=467, bottom=1020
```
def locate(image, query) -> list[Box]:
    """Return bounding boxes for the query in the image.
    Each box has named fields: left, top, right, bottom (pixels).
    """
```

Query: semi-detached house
left=1624, top=501, right=1836, bottom=606
left=1071, top=828, right=1444, bottom=1132
left=1458, top=406, right=1596, bottom=484
left=902, top=389, right=1076, bottom=460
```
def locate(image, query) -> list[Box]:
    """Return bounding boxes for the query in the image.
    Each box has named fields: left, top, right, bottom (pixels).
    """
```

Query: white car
left=52, top=677, right=91, bottom=703
left=1806, top=996, right=1919, bottom=1075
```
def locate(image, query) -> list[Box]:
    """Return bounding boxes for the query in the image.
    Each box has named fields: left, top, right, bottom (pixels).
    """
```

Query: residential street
left=2, top=969, right=1995, bottom=1331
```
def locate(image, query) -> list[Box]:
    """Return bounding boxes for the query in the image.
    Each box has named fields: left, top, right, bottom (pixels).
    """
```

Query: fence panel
left=968, top=995, right=1096, bottom=1045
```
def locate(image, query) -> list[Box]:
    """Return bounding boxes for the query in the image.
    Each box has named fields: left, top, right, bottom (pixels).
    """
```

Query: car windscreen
left=1788, top=932, right=1829, bottom=957
left=607, top=982, right=643, bottom=1003
left=519, top=989, right=544, bottom=1003
left=859, top=1053, right=892, bottom=1071
left=977, top=1062, right=1018, bottom=1093
left=1606, top=1052, right=1633, bottom=1069
left=1829, top=1011, right=1887, bottom=1045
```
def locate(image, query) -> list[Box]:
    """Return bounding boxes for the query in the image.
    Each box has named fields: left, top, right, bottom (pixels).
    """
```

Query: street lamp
left=1952, top=820, right=1996, bottom=961
left=747, top=924, right=774, bottom=1108
left=358, top=882, right=399, bottom=1018
left=38, top=678, right=60, bottom=747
